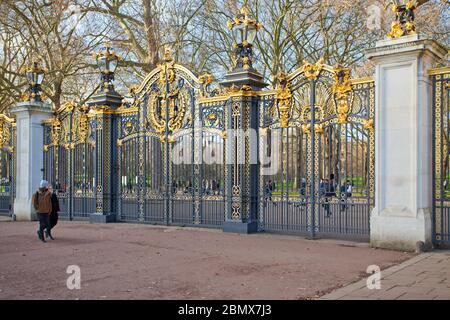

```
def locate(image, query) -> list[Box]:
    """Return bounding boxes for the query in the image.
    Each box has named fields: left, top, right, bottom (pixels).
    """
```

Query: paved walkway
left=321, top=250, right=450, bottom=300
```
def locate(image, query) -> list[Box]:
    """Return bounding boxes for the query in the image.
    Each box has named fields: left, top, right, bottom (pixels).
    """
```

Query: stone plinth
left=366, top=35, right=447, bottom=251
left=10, top=101, right=52, bottom=221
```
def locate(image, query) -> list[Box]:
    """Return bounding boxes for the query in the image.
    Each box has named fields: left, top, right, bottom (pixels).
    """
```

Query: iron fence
left=40, top=60, right=375, bottom=242
left=431, top=68, right=450, bottom=245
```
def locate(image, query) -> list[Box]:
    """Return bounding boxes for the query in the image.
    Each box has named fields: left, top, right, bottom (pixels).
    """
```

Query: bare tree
left=0, top=0, right=109, bottom=112
left=0, top=0, right=448, bottom=113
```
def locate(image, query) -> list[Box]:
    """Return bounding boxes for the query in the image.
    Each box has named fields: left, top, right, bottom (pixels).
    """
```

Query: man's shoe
left=37, top=231, right=46, bottom=243
left=48, top=231, right=55, bottom=240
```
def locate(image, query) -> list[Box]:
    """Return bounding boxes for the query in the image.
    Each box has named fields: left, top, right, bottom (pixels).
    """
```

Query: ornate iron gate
left=259, top=61, right=375, bottom=239
left=432, top=67, right=450, bottom=245
left=43, top=102, right=96, bottom=220
left=116, top=52, right=226, bottom=227
left=42, top=57, right=375, bottom=240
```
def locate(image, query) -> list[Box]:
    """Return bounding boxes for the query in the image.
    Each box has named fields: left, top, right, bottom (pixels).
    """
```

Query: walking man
left=32, top=180, right=52, bottom=243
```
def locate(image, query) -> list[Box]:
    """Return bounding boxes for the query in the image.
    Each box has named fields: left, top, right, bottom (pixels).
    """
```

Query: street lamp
left=227, top=6, right=262, bottom=71
left=22, top=60, right=45, bottom=102
left=92, top=42, right=120, bottom=93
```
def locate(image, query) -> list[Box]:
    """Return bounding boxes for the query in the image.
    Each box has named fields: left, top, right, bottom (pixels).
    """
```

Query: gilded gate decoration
left=386, top=0, right=418, bottom=39
left=332, top=65, right=353, bottom=124
left=0, top=114, right=15, bottom=215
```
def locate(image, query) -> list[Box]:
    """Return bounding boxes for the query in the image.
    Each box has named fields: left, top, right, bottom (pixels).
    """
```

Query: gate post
left=220, top=6, right=267, bottom=234
left=220, top=75, right=266, bottom=234
left=87, top=82, right=122, bottom=223
left=366, top=35, right=447, bottom=251
left=220, top=69, right=267, bottom=233
left=87, top=44, right=123, bottom=223
left=10, top=101, right=52, bottom=221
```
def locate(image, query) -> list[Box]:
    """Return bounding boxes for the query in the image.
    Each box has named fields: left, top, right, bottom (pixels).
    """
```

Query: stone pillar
left=221, top=70, right=267, bottom=233
left=366, top=35, right=447, bottom=251
left=10, top=101, right=52, bottom=221
left=87, top=90, right=122, bottom=223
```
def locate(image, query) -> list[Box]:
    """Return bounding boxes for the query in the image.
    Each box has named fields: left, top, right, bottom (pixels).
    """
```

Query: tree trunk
left=143, top=0, right=159, bottom=71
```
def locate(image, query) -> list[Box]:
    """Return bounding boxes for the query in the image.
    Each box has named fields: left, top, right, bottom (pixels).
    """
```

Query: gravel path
left=0, top=220, right=412, bottom=300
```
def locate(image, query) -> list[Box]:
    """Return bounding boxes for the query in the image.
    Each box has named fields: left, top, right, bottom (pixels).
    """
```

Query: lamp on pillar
left=22, top=60, right=46, bottom=102
left=221, top=6, right=266, bottom=90
left=366, top=0, right=446, bottom=251
left=93, top=42, right=120, bottom=94
left=221, top=6, right=267, bottom=235
left=227, top=6, right=262, bottom=72
left=11, top=60, right=52, bottom=221
left=89, top=42, right=123, bottom=109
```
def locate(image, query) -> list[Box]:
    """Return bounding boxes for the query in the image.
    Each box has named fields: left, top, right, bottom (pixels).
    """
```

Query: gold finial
left=227, top=5, right=263, bottom=32
left=22, top=58, right=46, bottom=75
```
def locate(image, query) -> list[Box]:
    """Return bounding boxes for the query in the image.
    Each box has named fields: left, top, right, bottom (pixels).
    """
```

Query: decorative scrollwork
left=301, top=123, right=311, bottom=134
left=332, top=65, right=353, bottom=124
left=143, top=48, right=197, bottom=135
left=275, top=72, right=292, bottom=128
left=72, top=105, right=90, bottom=143
left=363, top=119, right=375, bottom=132
left=301, top=58, right=325, bottom=80
left=50, top=116, right=61, bottom=146
left=147, top=89, right=188, bottom=134
left=199, top=73, right=214, bottom=98
left=314, top=123, right=324, bottom=134
left=0, top=117, right=13, bottom=150
left=202, top=107, right=224, bottom=129
left=157, top=47, right=175, bottom=86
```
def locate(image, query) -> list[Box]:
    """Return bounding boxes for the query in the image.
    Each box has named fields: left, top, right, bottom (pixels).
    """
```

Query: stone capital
left=10, top=101, right=53, bottom=116
left=366, top=34, right=447, bottom=65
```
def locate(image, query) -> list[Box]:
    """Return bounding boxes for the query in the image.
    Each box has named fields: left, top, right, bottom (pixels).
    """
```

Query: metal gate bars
left=0, top=114, right=15, bottom=216
left=259, top=61, right=375, bottom=240
left=431, top=67, right=450, bottom=245
left=116, top=49, right=226, bottom=227
left=43, top=103, right=96, bottom=220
